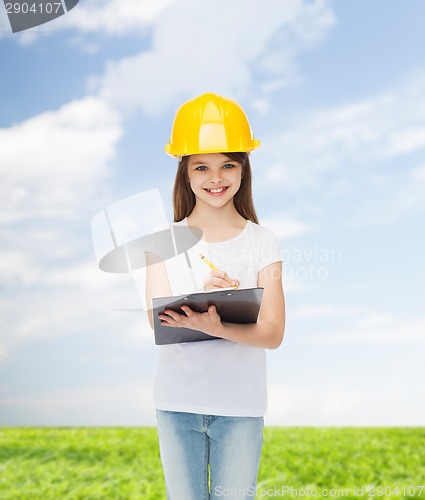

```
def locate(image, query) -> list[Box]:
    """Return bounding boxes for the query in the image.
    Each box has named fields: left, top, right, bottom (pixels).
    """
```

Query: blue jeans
left=156, top=410, right=264, bottom=500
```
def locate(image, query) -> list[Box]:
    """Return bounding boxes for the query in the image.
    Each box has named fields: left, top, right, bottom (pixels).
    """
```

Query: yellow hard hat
left=165, top=92, right=260, bottom=157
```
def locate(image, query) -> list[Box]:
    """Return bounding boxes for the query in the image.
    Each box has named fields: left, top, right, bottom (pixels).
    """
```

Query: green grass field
left=1, top=427, right=424, bottom=499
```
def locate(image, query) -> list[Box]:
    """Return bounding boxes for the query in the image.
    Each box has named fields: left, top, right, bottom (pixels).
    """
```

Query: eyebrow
left=190, top=160, right=237, bottom=166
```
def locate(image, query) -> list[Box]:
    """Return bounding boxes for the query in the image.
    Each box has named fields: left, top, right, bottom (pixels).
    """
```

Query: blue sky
left=1, top=0, right=424, bottom=426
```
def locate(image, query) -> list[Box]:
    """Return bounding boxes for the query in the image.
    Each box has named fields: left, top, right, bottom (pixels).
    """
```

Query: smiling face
left=187, top=153, right=243, bottom=209
left=172, top=151, right=258, bottom=224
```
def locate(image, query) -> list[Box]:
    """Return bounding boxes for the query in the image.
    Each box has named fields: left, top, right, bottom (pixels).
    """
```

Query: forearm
left=214, top=319, right=284, bottom=349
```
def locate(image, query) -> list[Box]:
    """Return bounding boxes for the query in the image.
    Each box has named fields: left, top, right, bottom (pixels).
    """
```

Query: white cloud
left=280, top=276, right=311, bottom=295
left=0, top=94, right=135, bottom=356
left=266, top=381, right=425, bottom=426
left=0, top=96, right=122, bottom=223
left=308, top=317, right=425, bottom=346
left=0, top=259, right=152, bottom=350
left=261, top=212, right=314, bottom=239
left=253, top=73, right=425, bottom=233
left=0, top=95, right=148, bottom=354
left=356, top=314, right=394, bottom=328
left=410, top=164, right=425, bottom=181
left=396, top=163, right=425, bottom=212
left=0, top=382, right=157, bottom=425
left=252, top=98, right=270, bottom=115
left=63, top=0, right=177, bottom=35
left=293, top=304, right=364, bottom=319
left=92, top=0, right=335, bottom=115
left=260, top=74, right=425, bottom=192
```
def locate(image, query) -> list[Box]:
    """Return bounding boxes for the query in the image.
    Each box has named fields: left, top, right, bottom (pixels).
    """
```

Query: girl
left=146, top=93, right=285, bottom=500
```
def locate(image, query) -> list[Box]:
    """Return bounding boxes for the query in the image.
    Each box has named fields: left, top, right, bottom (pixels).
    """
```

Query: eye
left=223, top=163, right=235, bottom=169
left=195, top=165, right=207, bottom=171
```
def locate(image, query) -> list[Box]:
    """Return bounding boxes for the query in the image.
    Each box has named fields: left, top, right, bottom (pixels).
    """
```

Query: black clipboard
left=152, top=287, right=263, bottom=345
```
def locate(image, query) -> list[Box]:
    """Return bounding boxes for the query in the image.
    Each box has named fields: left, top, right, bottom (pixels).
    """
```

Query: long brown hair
left=172, top=152, right=259, bottom=224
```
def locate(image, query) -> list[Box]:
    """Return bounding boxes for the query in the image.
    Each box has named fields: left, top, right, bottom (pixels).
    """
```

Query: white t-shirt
left=153, top=218, right=282, bottom=417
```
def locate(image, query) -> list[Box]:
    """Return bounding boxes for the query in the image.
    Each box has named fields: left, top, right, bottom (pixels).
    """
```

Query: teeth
left=207, top=187, right=227, bottom=193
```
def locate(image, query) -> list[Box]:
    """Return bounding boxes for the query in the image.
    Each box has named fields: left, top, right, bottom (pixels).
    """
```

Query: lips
left=204, top=186, right=229, bottom=196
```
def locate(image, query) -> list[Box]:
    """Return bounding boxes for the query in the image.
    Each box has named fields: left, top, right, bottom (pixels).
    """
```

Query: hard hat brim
left=164, top=139, right=260, bottom=158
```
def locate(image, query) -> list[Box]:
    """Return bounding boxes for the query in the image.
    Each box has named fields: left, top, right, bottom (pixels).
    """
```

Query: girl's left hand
left=158, top=305, right=223, bottom=337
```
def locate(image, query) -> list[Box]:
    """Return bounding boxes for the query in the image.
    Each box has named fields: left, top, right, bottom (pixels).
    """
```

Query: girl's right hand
left=204, top=270, right=240, bottom=291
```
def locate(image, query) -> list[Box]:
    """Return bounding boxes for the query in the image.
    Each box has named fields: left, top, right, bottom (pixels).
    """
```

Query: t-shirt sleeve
left=258, top=227, right=283, bottom=271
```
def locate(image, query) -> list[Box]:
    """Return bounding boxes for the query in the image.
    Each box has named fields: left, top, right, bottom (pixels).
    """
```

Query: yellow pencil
left=199, top=253, right=218, bottom=271
left=198, top=254, right=238, bottom=289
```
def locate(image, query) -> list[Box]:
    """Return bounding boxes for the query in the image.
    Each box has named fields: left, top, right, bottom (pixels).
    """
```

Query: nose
left=209, top=170, right=224, bottom=184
